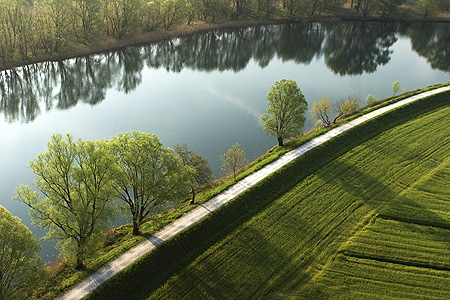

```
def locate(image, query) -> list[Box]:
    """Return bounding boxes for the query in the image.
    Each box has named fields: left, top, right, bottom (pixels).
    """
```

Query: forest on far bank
left=0, top=0, right=449, bottom=69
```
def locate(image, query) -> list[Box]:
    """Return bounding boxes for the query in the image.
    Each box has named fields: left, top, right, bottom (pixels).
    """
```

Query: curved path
left=58, top=86, right=450, bottom=300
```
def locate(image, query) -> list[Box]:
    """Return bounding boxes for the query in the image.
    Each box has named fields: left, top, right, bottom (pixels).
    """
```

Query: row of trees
left=1, top=131, right=253, bottom=298
left=309, top=81, right=401, bottom=128
left=8, top=130, right=253, bottom=274
left=0, top=0, right=422, bottom=66
left=13, top=132, right=214, bottom=270
left=3, top=77, right=398, bottom=297
left=2, top=21, right=449, bottom=123
left=3, top=76, right=302, bottom=295
left=260, top=79, right=400, bottom=146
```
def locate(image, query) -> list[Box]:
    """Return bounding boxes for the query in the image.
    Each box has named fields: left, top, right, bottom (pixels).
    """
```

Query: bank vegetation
left=23, top=83, right=448, bottom=300
left=1, top=0, right=449, bottom=70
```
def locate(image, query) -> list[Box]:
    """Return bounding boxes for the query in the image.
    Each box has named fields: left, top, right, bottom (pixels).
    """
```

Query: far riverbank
left=2, top=7, right=450, bottom=72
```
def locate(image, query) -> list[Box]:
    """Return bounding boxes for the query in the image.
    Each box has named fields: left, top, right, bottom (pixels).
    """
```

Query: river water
left=1, top=22, right=449, bottom=259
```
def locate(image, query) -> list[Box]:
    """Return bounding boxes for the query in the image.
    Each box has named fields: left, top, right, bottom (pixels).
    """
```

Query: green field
left=88, top=90, right=450, bottom=299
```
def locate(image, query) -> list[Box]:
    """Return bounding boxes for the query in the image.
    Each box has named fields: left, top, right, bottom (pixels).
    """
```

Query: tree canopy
left=333, top=95, right=360, bottom=123
left=310, top=97, right=333, bottom=126
left=261, top=79, right=308, bottom=146
left=174, top=143, right=213, bottom=204
left=15, top=134, right=118, bottom=269
left=221, top=143, right=248, bottom=181
left=392, top=80, right=400, bottom=95
left=108, top=131, right=194, bottom=235
left=0, top=0, right=415, bottom=67
left=0, top=205, right=43, bottom=300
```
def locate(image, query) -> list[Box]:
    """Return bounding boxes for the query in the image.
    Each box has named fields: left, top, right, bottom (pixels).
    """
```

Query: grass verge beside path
left=86, top=87, right=450, bottom=299
left=39, top=83, right=447, bottom=300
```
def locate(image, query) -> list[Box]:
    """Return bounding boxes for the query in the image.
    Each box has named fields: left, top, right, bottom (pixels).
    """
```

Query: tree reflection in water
left=1, top=22, right=449, bottom=123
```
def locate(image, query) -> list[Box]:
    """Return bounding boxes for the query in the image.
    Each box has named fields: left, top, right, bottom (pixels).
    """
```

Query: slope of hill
left=88, top=89, right=450, bottom=299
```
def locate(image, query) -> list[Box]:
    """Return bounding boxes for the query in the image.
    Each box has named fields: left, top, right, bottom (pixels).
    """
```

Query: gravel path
left=58, top=85, right=450, bottom=300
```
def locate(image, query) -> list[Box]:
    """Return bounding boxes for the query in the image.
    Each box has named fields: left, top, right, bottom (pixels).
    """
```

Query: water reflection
left=1, top=22, right=449, bottom=123
left=323, top=22, right=397, bottom=75
left=409, top=23, right=450, bottom=72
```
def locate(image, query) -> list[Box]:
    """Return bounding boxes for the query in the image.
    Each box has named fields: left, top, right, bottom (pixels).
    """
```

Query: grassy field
left=87, top=89, right=450, bottom=300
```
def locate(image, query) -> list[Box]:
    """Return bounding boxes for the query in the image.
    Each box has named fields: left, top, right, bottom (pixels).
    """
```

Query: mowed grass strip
left=87, top=91, right=450, bottom=300
left=308, top=255, right=450, bottom=300
left=341, top=218, right=450, bottom=270
left=146, top=98, right=450, bottom=298
left=303, top=106, right=450, bottom=298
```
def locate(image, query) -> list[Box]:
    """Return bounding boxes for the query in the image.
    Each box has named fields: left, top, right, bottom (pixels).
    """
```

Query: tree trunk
left=75, top=259, right=85, bottom=270
left=277, top=137, right=284, bottom=146
left=75, top=248, right=85, bottom=270
left=132, top=218, right=141, bottom=235
left=189, top=187, right=196, bottom=205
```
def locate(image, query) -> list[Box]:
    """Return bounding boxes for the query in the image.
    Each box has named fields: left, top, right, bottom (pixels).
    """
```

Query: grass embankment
left=37, top=84, right=447, bottom=299
left=85, top=87, right=450, bottom=299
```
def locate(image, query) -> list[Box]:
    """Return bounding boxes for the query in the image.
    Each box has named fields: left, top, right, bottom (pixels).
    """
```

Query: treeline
left=2, top=22, right=449, bottom=124
left=1, top=0, right=441, bottom=67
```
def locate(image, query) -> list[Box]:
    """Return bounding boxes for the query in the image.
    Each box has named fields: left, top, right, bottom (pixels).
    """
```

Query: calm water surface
left=1, top=22, right=449, bottom=259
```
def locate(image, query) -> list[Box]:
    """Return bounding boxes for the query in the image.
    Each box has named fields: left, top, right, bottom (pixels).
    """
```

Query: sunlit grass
left=84, top=87, right=450, bottom=299
left=35, top=84, right=449, bottom=299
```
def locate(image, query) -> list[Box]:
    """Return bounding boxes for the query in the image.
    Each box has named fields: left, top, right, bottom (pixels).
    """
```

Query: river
left=0, top=22, right=449, bottom=260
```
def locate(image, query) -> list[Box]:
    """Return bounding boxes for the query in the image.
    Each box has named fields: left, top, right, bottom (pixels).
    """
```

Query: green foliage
left=391, top=80, right=400, bottom=95
left=71, top=0, right=103, bottom=44
left=365, top=94, right=377, bottom=105
left=149, top=0, right=187, bottom=29
left=417, top=0, right=440, bottom=17
left=20, top=84, right=447, bottom=299
left=261, top=79, right=308, bottom=146
left=0, top=0, right=436, bottom=67
left=0, top=205, right=44, bottom=300
left=333, top=95, right=360, bottom=123
left=86, top=88, right=450, bottom=300
left=15, top=134, right=118, bottom=269
left=310, top=96, right=333, bottom=126
left=221, top=143, right=248, bottom=181
left=174, top=143, right=213, bottom=204
left=108, top=131, right=194, bottom=235
left=102, top=0, right=142, bottom=39
left=378, top=0, right=405, bottom=17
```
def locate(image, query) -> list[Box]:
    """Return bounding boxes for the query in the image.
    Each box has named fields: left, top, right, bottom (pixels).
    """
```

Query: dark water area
left=1, top=22, right=449, bottom=260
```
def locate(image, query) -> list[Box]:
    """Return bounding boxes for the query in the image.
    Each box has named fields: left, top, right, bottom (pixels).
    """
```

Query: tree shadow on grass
left=87, top=92, right=450, bottom=300
left=297, top=159, right=450, bottom=297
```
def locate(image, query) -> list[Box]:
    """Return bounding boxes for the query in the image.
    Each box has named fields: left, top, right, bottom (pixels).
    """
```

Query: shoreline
left=2, top=12, right=450, bottom=72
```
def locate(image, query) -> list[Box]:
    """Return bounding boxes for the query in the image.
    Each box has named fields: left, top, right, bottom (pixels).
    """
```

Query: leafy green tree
left=378, top=0, right=405, bottom=17
left=102, top=0, right=142, bottom=39
left=34, top=0, right=73, bottom=53
left=284, top=0, right=303, bottom=18
left=0, top=205, right=44, bottom=300
left=310, top=97, right=333, bottom=126
left=150, top=0, right=187, bottom=29
left=417, top=0, right=439, bottom=17
left=0, top=0, right=35, bottom=62
left=365, top=94, right=377, bottom=105
left=391, top=80, right=399, bottom=95
left=108, top=131, right=194, bottom=235
left=15, top=134, right=118, bottom=269
left=333, top=95, right=360, bottom=123
left=174, top=143, right=213, bottom=204
left=71, top=0, right=104, bottom=44
left=200, top=0, right=229, bottom=22
left=256, top=0, right=277, bottom=18
left=185, top=0, right=204, bottom=25
left=261, top=79, right=308, bottom=146
left=358, top=0, right=379, bottom=16
left=221, top=143, right=248, bottom=181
